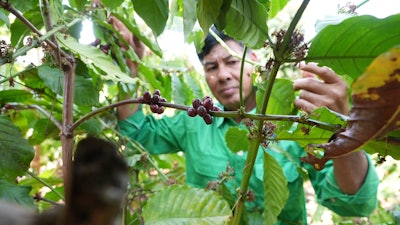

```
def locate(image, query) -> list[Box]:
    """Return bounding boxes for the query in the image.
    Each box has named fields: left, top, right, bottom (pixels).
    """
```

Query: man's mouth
left=219, top=87, right=237, bottom=96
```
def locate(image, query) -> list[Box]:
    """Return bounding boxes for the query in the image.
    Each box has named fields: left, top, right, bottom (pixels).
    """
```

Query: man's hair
left=197, top=26, right=243, bottom=62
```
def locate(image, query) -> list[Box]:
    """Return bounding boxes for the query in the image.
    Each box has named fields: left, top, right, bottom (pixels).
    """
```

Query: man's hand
left=108, top=16, right=145, bottom=75
left=294, top=63, right=368, bottom=195
left=108, top=16, right=145, bottom=120
left=293, top=63, right=350, bottom=115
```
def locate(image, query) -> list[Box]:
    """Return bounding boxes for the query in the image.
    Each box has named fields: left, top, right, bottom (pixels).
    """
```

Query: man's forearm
left=332, top=150, right=369, bottom=194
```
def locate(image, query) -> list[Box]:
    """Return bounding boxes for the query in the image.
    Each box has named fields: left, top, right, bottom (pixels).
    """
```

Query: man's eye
left=227, top=60, right=238, bottom=65
left=206, top=66, right=217, bottom=72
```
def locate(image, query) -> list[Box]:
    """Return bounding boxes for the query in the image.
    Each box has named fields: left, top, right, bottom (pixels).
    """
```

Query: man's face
left=202, top=40, right=256, bottom=111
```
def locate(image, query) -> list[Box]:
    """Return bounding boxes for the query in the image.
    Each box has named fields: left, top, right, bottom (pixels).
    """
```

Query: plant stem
left=356, top=0, right=370, bottom=9
left=1, top=103, right=81, bottom=131
left=69, top=98, right=343, bottom=133
left=239, top=47, right=248, bottom=108
left=27, top=171, right=64, bottom=200
left=231, top=138, right=261, bottom=224
left=209, top=29, right=259, bottom=66
left=232, top=1, right=311, bottom=224
left=0, top=18, right=81, bottom=67
left=0, top=1, right=72, bottom=60
left=262, top=0, right=310, bottom=115
left=60, top=60, right=76, bottom=210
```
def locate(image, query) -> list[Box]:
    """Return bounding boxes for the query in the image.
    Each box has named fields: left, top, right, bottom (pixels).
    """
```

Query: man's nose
left=217, top=63, right=231, bottom=80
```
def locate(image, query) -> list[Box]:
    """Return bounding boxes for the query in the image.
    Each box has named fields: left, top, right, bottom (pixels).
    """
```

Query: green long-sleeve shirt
left=118, top=106, right=379, bottom=224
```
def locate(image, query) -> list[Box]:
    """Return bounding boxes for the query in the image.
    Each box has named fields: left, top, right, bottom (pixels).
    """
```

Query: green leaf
left=68, top=0, right=89, bottom=11
left=10, top=8, right=43, bottom=47
left=76, top=118, right=104, bottom=135
left=73, top=76, right=100, bottom=106
left=37, top=65, right=100, bottom=106
left=224, top=0, right=269, bottom=49
left=37, top=66, right=63, bottom=95
left=56, top=35, right=138, bottom=84
left=143, top=185, right=231, bottom=224
left=102, top=0, right=124, bottom=10
left=277, top=107, right=345, bottom=146
left=0, top=89, right=32, bottom=104
left=49, top=0, right=63, bottom=25
left=132, top=0, right=169, bottom=37
left=183, top=71, right=207, bottom=100
left=19, top=67, right=46, bottom=90
left=0, top=9, right=10, bottom=27
left=363, top=138, right=400, bottom=160
left=268, top=0, right=288, bottom=19
left=0, top=116, right=34, bottom=182
left=307, top=14, right=400, bottom=80
left=256, top=78, right=296, bottom=118
left=263, top=151, right=289, bottom=225
left=109, top=13, right=163, bottom=57
left=171, top=73, right=192, bottom=105
left=28, top=119, right=59, bottom=146
left=197, top=0, right=224, bottom=34
left=11, top=0, right=37, bottom=13
left=215, top=0, right=233, bottom=30
left=182, top=0, right=198, bottom=41
left=225, top=127, right=249, bottom=153
left=0, top=179, right=35, bottom=207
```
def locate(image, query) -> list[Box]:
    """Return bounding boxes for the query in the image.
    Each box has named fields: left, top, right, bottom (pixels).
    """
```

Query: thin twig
left=2, top=103, right=63, bottom=130
left=28, top=171, right=64, bottom=201
left=70, top=98, right=343, bottom=134
left=0, top=1, right=72, bottom=61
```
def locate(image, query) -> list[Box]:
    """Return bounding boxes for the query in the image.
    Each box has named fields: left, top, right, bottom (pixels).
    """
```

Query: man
left=111, top=18, right=379, bottom=224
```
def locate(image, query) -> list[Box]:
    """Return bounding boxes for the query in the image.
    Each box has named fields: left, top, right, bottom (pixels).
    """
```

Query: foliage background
left=0, top=0, right=399, bottom=224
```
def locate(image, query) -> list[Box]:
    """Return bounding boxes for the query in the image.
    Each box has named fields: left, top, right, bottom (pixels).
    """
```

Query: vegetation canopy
left=0, top=0, right=399, bottom=224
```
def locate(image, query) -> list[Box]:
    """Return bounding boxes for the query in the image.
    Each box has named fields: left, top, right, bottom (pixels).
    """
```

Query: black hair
left=197, top=26, right=239, bottom=61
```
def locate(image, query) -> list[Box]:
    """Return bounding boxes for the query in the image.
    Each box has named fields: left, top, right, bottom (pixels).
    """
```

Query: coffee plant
left=0, top=0, right=399, bottom=224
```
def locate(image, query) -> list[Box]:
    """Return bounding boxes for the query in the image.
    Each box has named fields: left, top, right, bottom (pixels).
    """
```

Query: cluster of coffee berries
left=90, top=38, right=111, bottom=54
left=187, top=96, right=221, bottom=125
left=138, top=90, right=166, bottom=114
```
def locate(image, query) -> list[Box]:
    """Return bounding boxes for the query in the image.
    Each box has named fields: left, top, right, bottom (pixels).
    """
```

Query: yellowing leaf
left=302, top=46, right=400, bottom=170
left=352, top=46, right=400, bottom=100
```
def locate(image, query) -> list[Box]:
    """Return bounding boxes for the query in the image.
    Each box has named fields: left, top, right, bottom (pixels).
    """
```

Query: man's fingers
left=293, top=77, right=323, bottom=93
left=300, top=63, right=340, bottom=84
left=293, top=98, right=317, bottom=113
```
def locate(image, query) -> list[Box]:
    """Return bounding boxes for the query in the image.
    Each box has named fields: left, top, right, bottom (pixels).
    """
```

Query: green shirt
left=119, top=107, right=379, bottom=224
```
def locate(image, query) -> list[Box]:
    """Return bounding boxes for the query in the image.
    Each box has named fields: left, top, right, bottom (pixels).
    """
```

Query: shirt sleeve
left=306, top=153, right=379, bottom=217
left=118, top=107, right=187, bottom=154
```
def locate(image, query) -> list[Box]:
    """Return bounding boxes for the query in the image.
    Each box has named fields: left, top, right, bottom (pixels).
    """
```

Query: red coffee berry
left=157, top=106, right=165, bottom=114
left=151, top=95, right=160, bottom=104
left=138, top=96, right=144, bottom=103
left=211, top=106, right=222, bottom=111
left=197, top=106, right=207, bottom=117
left=90, top=38, right=101, bottom=47
left=203, top=114, right=213, bottom=124
left=203, top=96, right=212, bottom=101
left=142, top=91, right=151, bottom=103
left=192, top=98, right=202, bottom=109
left=99, top=44, right=110, bottom=54
left=153, top=89, right=161, bottom=96
left=203, top=97, right=213, bottom=110
left=187, top=107, right=197, bottom=117
left=150, top=104, right=159, bottom=113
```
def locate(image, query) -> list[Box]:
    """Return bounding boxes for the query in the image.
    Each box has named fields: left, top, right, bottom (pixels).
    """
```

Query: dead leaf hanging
left=302, top=46, right=400, bottom=170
